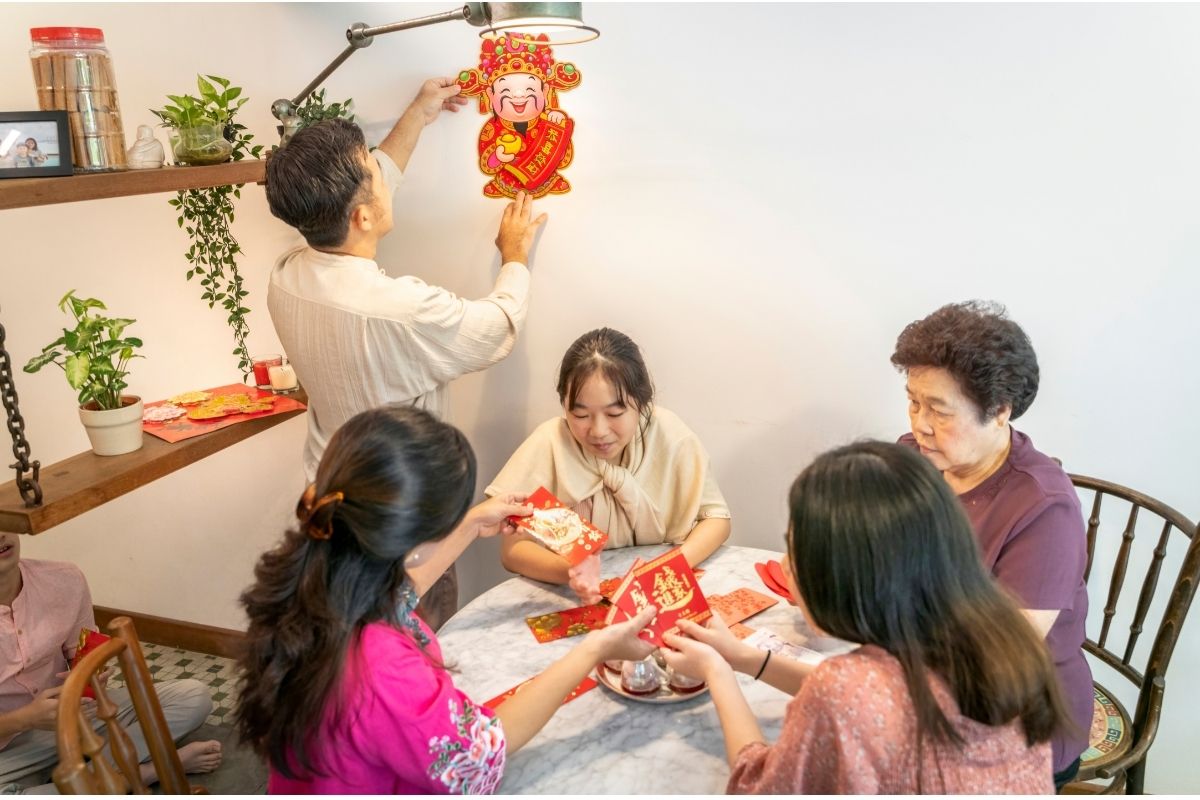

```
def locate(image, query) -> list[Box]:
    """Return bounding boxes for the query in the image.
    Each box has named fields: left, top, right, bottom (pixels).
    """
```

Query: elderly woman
left=891, top=300, right=1092, bottom=791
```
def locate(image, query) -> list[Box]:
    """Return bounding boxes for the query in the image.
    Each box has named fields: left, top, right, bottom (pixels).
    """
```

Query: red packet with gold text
left=600, top=567, right=703, bottom=602
left=604, top=548, right=711, bottom=645
left=525, top=603, right=610, bottom=643
left=709, top=588, right=778, bottom=626
left=70, top=628, right=111, bottom=699
left=510, top=487, right=608, bottom=567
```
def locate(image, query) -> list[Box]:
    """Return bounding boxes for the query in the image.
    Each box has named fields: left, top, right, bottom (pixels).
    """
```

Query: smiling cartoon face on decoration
left=488, top=72, right=547, bottom=124
left=456, top=33, right=582, bottom=199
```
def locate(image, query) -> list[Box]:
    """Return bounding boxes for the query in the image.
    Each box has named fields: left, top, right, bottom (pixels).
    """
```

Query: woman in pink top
left=662, top=441, right=1072, bottom=794
left=234, top=405, right=656, bottom=794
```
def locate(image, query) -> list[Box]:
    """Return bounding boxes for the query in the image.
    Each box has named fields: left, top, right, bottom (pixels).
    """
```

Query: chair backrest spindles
left=52, top=617, right=202, bottom=795
left=1124, top=519, right=1175, bottom=665
left=1084, top=490, right=1103, bottom=582
left=1068, top=473, right=1198, bottom=792
left=1099, top=504, right=1140, bottom=647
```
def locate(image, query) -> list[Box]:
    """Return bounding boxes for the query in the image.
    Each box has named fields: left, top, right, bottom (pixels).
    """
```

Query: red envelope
left=729, top=622, right=757, bottom=640
left=709, top=588, right=778, bottom=626
left=604, top=548, right=711, bottom=645
left=510, top=487, right=609, bottom=567
left=755, top=562, right=792, bottom=601
left=70, top=628, right=111, bottom=700
left=767, top=560, right=790, bottom=593
left=525, top=603, right=610, bottom=643
left=484, top=675, right=597, bottom=709
left=600, top=567, right=702, bottom=602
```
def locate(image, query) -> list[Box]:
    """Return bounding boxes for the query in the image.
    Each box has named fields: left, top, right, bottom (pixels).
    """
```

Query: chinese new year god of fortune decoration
left=456, top=33, right=580, bottom=198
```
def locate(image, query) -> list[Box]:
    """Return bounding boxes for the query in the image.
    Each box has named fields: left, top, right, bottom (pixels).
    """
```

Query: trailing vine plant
left=293, top=89, right=355, bottom=129
left=275, top=89, right=356, bottom=148
left=154, top=76, right=263, bottom=378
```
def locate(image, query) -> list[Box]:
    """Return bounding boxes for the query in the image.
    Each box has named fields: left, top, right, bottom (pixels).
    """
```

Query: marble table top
left=437, top=544, right=850, bottom=794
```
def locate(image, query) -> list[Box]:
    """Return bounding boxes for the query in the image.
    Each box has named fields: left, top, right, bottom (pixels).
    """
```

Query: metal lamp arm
left=272, top=3, right=486, bottom=122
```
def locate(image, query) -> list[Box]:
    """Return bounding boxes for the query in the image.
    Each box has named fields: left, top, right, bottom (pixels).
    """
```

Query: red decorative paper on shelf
left=604, top=548, right=712, bottom=645
left=510, top=487, right=608, bottom=567
left=709, top=588, right=778, bottom=627
left=142, top=383, right=306, bottom=443
left=483, top=675, right=597, bottom=710
left=525, top=603, right=610, bottom=643
left=70, top=628, right=111, bottom=699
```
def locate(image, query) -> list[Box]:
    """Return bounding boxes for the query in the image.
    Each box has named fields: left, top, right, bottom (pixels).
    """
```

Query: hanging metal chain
left=0, top=312, right=42, bottom=507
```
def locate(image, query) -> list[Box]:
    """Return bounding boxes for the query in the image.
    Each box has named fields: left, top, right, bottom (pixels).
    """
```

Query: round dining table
left=437, top=544, right=853, bottom=794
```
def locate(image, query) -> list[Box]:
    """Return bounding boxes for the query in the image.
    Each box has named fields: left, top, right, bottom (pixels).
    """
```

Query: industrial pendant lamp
left=272, top=2, right=598, bottom=138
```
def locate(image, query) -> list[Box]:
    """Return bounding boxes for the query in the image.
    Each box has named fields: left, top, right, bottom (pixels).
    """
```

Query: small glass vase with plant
left=151, top=74, right=256, bottom=166
left=23, top=290, right=146, bottom=456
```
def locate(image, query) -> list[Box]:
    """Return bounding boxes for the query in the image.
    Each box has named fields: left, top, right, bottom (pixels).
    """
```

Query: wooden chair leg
left=416, top=565, right=459, bottom=632
left=1126, top=759, right=1145, bottom=794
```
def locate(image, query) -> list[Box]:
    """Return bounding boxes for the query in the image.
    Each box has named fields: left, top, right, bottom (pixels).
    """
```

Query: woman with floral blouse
left=235, top=405, right=655, bottom=793
left=663, top=442, right=1071, bottom=794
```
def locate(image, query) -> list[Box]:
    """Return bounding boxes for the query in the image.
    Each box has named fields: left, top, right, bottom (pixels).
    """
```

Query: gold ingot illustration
left=498, top=133, right=522, bottom=155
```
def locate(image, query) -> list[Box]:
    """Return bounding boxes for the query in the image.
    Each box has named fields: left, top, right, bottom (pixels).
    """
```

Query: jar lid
left=30, top=27, right=105, bottom=43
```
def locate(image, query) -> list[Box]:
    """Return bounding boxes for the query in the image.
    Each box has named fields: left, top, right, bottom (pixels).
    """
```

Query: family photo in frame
left=0, top=110, right=71, bottom=177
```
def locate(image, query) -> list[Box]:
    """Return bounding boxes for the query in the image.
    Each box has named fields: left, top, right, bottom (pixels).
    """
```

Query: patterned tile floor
left=109, top=642, right=240, bottom=728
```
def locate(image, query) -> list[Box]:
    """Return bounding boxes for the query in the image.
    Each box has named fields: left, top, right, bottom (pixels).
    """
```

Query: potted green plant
left=151, top=75, right=252, bottom=165
left=155, top=74, right=264, bottom=377
left=23, top=291, right=145, bottom=456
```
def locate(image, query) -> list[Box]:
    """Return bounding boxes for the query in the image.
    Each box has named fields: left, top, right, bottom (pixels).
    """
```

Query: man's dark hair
left=265, top=119, right=373, bottom=248
left=890, top=300, right=1040, bottom=421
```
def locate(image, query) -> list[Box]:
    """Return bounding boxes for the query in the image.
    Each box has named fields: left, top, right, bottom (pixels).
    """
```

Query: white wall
left=0, top=3, right=1196, bottom=791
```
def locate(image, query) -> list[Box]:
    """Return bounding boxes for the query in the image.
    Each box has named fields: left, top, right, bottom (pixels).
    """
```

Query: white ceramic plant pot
left=78, top=396, right=144, bottom=456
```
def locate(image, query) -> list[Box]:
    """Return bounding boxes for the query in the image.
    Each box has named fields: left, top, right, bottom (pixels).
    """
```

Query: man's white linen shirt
left=267, top=150, right=531, bottom=480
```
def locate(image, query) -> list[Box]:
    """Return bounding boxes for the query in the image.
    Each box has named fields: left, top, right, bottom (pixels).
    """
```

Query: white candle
left=268, top=363, right=298, bottom=392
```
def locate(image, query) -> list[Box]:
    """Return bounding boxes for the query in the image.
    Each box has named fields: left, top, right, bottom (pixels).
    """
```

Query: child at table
left=661, top=442, right=1069, bottom=794
left=487, top=328, right=731, bottom=603
left=235, top=405, right=656, bottom=794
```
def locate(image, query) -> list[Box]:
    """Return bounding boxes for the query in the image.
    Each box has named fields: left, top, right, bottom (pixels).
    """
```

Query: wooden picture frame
left=0, top=111, right=72, bottom=178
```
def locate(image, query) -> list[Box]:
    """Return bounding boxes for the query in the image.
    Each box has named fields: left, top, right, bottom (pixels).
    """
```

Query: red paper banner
left=525, top=603, right=610, bottom=643
left=483, top=675, right=597, bottom=710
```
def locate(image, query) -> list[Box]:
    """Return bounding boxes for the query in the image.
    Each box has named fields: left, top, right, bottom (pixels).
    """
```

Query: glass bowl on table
left=665, top=665, right=705, bottom=694
left=620, top=656, right=662, bottom=696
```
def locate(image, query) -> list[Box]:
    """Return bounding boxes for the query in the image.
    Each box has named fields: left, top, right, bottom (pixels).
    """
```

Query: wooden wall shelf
left=0, top=159, right=265, bottom=211
left=0, top=390, right=305, bottom=535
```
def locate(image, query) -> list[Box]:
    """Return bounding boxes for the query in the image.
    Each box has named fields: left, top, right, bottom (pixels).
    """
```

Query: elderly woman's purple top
left=902, top=428, right=1092, bottom=773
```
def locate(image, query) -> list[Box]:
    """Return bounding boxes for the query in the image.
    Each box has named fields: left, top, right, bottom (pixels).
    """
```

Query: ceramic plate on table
left=594, top=662, right=709, bottom=704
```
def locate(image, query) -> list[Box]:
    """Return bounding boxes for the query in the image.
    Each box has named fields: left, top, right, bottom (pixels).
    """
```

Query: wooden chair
left=52, top=616, right=207, bottom=794
left=1066, top=475, right=1200, bottom=794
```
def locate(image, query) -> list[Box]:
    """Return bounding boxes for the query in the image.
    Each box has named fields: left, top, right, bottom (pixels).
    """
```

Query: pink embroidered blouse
left=729, top=645, right=1054, bottom=794
left=267, top=620, right=506, bottom=794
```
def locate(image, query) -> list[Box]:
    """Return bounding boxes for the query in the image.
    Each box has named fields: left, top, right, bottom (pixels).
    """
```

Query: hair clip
left=298, top=484, right=344, bottom=540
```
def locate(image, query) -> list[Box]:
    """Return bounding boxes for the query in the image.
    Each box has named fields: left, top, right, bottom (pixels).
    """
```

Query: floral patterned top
left=728, top=645, right=1054, bottom=794
left=267, top=617, right=506, bottom=794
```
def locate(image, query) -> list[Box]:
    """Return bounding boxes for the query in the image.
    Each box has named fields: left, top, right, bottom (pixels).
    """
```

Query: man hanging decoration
left=456, top=33, right=580, bottom=199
